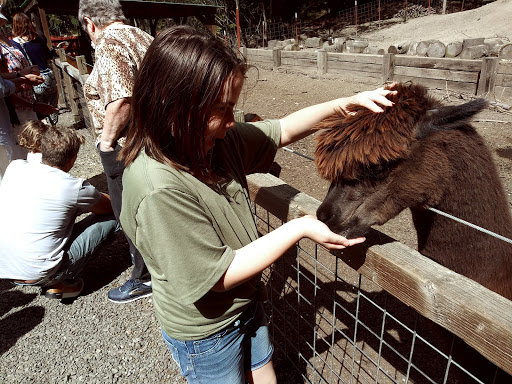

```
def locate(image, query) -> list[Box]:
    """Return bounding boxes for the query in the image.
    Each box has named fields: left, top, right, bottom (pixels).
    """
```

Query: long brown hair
left=12, top=13, right=38, bottom=41
left=120, top=25, right=247, bottom=182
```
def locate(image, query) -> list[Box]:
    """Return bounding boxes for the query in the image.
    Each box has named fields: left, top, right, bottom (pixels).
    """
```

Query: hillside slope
left=354, top=0, right=511, bottom=48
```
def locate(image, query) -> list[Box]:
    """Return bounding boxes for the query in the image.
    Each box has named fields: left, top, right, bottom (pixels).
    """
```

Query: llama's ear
left=415, top=99, right=488, bottom=139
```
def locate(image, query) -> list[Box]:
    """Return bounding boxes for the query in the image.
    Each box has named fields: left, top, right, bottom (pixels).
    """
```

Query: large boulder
left=283, top=43, right=299, bottom=51
left=416, top=40, right=440, bottom=56
left=445, top=42, right=463, bottom=58
left=462, top=38, right=485, bottom=49
left=485, top=38, right=505, bottom=57
left=267, top=40, right=279, bottom=50
left=426, top=41, right=446, bottom=58
left=458, top=44, right=489, bottom=59
left=363, top=47, right=386, bottom=55
left=407, top=42, right=419, bottom=55
left=304, top=37, right=323, bottom=48
left=499, top=43, right=512, bottom=60
left=345, top=39, right=368, bottom=53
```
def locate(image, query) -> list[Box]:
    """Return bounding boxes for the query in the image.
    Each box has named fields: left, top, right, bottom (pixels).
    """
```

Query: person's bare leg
left=246, top=359, right=277, bottom=384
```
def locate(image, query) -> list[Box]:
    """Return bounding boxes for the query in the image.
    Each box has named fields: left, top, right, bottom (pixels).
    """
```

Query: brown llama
left=314, top=83, right=512, bottom=300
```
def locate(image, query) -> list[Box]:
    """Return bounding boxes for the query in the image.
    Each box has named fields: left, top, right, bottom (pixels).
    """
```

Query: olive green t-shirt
left=121, top=120, right=281, bottom=340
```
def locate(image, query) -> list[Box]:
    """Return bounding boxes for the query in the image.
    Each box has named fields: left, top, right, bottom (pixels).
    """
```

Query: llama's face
left=317, top=176, right=393, bottom=239
left=314, top=83, right=487, bottom=240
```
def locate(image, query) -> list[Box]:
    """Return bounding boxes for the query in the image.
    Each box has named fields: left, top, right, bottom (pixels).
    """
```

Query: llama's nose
left=316, top=204, right=333, bottom=225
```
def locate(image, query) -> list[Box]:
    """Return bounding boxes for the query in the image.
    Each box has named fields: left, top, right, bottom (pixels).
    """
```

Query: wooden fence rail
left=243, top=47, right=512, bottom=100
left=247, top=172, right=512, bottom=376
left=53, top=49, right=93, bottom=129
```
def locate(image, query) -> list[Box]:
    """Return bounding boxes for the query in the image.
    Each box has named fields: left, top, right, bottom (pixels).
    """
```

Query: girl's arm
left=212, top=215, right=364, bottom=292
left=279, top=87, right=396, bottom=147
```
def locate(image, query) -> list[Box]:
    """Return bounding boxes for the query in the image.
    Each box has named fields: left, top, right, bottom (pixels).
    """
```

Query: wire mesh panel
left=251, top=202, right=511, bottom=384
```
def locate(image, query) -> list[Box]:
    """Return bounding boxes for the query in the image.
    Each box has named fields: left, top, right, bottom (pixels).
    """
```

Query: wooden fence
left=247, top=172, right=512, bottom=378
left=53, top=49, right=94, bottom=129
left=243, top=47, right=512, bottom=101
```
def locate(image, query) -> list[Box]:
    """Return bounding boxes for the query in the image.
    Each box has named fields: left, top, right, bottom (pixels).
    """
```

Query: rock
left=267, top=40, right=279, bottom=50
left=281, top=39, right=296, bottom=46
left=499, top=43, right=512, bottom=60
left=363, top=47, right=385, bottom=55
left=346, top=39, right=368, bottom=53
left=458, top=44, right=489, bottom=59
left=445, top=42, right=463, bottom=58
left=407, top=42, right=419, bottom=55
left=388, top=45, right=398, bottom=54
left=396, top=42, right=410, bottom=54
left=304, top=37, right=323, bottom=48
left=426, top=41, right=446, bottom=58
left=485, top=38, right=505, bottom=57
left=462, top=38, right=485, bottom=49
left=416, top=40, right=439, bottom=56
left=283, top=43, right=299, bottom=51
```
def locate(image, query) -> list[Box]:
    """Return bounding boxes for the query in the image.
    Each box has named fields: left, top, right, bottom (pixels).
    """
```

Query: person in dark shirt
left=11, top=12, right=58, bottom=125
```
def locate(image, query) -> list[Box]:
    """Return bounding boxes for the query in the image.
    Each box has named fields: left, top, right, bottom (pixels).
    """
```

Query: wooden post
left=477, top=57, right=499, bottom=98
left=57, top=49, right=80, bottom=122
left=52, top=62, right=66, bottom=107
left=272, top=48, right=281, bottom=70
left=382, top=53, right=395, bottom=83
left=239, top=46, right=247, bottom=60
left=317, top=49, right=327, bottom=74
left=38, top=7, right=52, bottom=50
left=56, top=48, right=67, bottom=63
left=76, top=56, right=89, bottom=75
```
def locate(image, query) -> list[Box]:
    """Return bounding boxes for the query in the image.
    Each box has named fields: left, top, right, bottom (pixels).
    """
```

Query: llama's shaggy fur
left=315, top=83, right=512, bottom=299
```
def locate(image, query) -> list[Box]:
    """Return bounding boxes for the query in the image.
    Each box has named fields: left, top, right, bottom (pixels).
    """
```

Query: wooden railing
left=53, top=48, right=94, bottom=129
left=247, top=172, right=512, bottom=376
left=243, top=47, right=512, bottom=101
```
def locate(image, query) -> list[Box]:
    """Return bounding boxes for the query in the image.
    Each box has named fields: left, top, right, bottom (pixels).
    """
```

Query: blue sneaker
left=108, top=279, right=152, bottom=303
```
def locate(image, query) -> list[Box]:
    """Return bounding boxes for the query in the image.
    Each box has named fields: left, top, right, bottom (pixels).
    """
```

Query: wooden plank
left=247, top=48, right=272, bottom=58
left=280, top=57, right=317, bottom=68
left=328, top=60, right=382, bottom=74
left=247, top=55, right=272, bottom=65
left=394, top=66, right=479, bottom=83
left=383, top=53, right=394, bottom=82
left=318, top=49, right=327, bottom=74
left=393, top=75, right=477, bottom=93
left=38, top=7, right=52, bottom=50
left=496, top=73, right=512, bottom=87
left=328, top=52, right=383, bottom=64
left=281, top=51, right=317, bottom=60
left=394, top=55, right=482, bottom=72
left=477, top=57, right=499, bottom=97
left=327, top=68, right=382, bottom=79
left=497, top=60, right=512, bottom=75
left=247, top=172, right=512, bottom=375
left=51, top=62, right=66, bottom=107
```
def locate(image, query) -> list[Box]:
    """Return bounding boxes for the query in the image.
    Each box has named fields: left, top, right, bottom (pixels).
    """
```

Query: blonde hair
left=18, top=120, right=49, bottom=153
left=19, top=121, right=85, bottom=168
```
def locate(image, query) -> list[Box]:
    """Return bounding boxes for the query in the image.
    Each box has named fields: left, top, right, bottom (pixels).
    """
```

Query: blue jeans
left=162, top=302, right=273, bottom=384
left=17, top=213, right=118, bottom=287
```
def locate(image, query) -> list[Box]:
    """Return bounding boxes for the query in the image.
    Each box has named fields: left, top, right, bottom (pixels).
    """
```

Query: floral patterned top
left=0, top=41, right=35, bottom=109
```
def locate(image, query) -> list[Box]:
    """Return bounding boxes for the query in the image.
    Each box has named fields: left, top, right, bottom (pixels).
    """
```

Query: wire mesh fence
left=337, top=0, right=442, bottom=26
left=250, top=201, right=511, bottom=384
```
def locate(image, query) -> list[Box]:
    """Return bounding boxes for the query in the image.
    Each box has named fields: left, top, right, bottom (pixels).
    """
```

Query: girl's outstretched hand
left=297, top=215, right=365, bottom=250
left=343, top=84, right=397, bottom=114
